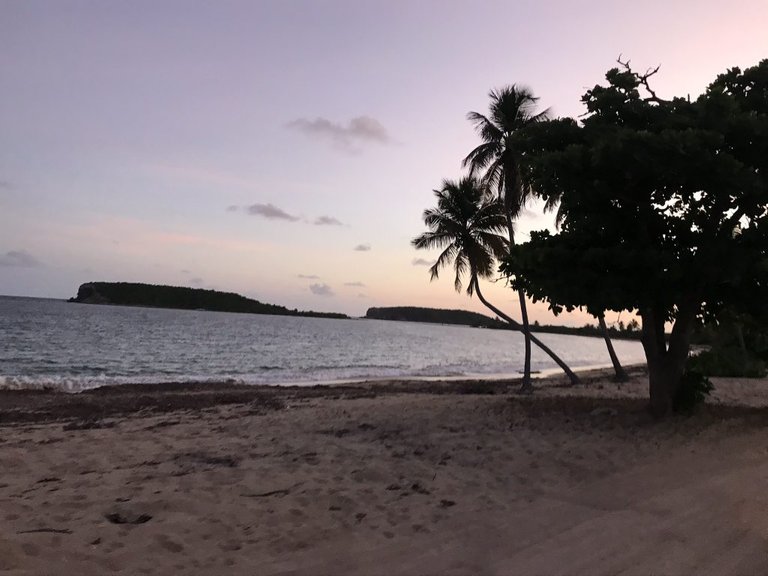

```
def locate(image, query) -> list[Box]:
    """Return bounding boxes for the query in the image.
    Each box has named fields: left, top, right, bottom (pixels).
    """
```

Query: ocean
left=0, top=296, right=646, bottom=391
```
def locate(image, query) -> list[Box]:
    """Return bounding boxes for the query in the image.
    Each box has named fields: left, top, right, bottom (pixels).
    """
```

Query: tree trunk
left=472, top=277, right=580, bottom=386
left=597, top=313, right=629, bottom=382
left=518, top=289, right=533, bottom=392
left=640, top=303, right=697, bottom=418
left=504, top=206, right=533, bottom=392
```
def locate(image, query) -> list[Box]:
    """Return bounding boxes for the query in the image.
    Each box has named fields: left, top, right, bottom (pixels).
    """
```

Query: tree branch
left=617, top=55, right=667, bottom=104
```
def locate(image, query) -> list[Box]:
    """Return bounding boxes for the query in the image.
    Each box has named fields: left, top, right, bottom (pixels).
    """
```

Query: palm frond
left=453, top=252, right=468, bottom=293
left=429, top=243, right=458, bottom=281
left=466, top=111, right=503, bottom=143
left=412, top=230, right=455, bottom=251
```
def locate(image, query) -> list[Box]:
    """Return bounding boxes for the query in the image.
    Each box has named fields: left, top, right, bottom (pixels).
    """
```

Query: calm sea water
left=0, top=296, right=646, bottom=391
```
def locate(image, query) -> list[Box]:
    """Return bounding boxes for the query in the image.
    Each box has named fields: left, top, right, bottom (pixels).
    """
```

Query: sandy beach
left=2, top=367, right=768, bottom=575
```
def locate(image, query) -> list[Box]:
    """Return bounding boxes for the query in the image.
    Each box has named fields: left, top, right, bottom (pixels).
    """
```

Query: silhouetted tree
left=463, top=86, right=551, bottom=392
left=412, top=177, right=579, bottom=386
left=504, top=59, right=768, bottom=416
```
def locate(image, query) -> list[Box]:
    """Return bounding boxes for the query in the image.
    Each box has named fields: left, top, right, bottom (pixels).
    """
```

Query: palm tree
left=412, top=176, right=580, bottom=386
left=463, top=85, right=551, bottom=392
left=597, top=313, right=630, bottom=382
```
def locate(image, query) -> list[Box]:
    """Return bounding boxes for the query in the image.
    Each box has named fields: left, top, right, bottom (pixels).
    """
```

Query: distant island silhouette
left=366, top=306, right=641, bottom=340
left=69, top=282, right=348, bottom=319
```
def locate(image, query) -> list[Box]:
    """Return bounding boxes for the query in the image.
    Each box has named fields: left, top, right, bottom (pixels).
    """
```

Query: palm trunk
left=504, top=210, right=532, bottom=391
left=597, top=313, right=629, bottom=382
left=472, top=277, right=580, bottom=386
left=517, top=290, right=533, bottom=392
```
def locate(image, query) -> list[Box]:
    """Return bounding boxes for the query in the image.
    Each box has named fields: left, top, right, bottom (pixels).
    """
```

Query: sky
left=1, top=0, right=766, bottom=324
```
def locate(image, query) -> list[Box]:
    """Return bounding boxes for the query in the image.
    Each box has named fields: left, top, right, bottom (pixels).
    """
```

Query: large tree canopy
left=503, top=59, right=768, bottom=416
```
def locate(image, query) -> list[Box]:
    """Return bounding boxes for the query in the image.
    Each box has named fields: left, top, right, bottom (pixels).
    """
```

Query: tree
left=463, top=86, right=551, bottom=392
left=503, top=59, right=768, bottom=416
left=412, top=176, right=580, bottom=386
left=597, top=313, right=629, bottom=382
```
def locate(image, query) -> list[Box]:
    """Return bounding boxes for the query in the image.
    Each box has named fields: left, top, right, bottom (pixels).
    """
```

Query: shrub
left=687, top=347, right=767, bottom=378
left=673, top=370, right=714, bottom=414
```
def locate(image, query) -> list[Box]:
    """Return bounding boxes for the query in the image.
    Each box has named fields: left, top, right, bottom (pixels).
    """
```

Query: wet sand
left=1, top=367, right=767, bottom=575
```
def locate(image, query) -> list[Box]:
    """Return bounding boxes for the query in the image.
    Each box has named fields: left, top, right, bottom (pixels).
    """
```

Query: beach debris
left=104, top=512, right=152, bottom=525
left=439, top=499, right=456, bottom=508
left=241, top=488, right=291, bottom=498
left=355, top=512, right=367, bottom=523
left=16, top=528, right=73, bottom=535
left=142, top=419, right=181, bottom=431
left=175, top=452, right=240, bottom=469
left=63, top=417, right=115, bottom=431
left=36, top=477, right=61, bottom=484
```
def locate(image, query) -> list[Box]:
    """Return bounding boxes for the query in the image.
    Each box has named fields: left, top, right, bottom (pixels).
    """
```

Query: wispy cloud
left=412, top=257, right=436, bottom=266
left=225, top=205, right=240, bottom=212
left=354, top=244, right=371, bottom=252
left=245, top=203, right=300, bottom=222
left=0, top=180, right=13, bottom=190
left=314, top=215, right=343, bottom=226
left=189, top=277, right=204, bottom=286
left=344, top=281, right=365, bottom=287
left=298, top=274, right=320, bottom=279
left=287, top=115, right=392, bottom=152
left=309, top=283, right=334, bottom=296
left=0, top=250, right=41, bottom=268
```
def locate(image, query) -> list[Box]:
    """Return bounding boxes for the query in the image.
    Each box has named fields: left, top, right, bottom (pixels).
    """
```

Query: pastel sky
left=1, top=1, right=766, bottom=323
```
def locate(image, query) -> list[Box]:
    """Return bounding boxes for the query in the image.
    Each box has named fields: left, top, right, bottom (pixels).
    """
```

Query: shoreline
left=0, top=365, right=647, bottom=426
left=0, top=361, right=647, bottom=395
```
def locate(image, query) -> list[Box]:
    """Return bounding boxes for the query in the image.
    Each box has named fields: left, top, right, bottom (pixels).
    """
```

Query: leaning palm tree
left=412, top=176, right=579, bottom=386
left=463, top=85, right=551, bottom=391
left=597, top=313, right=630, bottom=381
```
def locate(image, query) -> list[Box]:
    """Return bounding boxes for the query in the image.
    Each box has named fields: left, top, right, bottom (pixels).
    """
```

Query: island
left=365, top=306, right=641, bottom=340
left=69, top=282, right=348, bottom=319
left=365, top=306, right=504, bottom=328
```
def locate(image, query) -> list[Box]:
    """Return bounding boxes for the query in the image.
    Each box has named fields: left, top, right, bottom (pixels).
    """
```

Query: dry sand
left=1, top=367, right=768, bottom=575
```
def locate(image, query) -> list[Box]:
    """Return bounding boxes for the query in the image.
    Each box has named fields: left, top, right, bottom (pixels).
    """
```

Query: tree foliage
left=501, top=59, right=768, bottom=415
left=412, top=177, right=508, bottom=294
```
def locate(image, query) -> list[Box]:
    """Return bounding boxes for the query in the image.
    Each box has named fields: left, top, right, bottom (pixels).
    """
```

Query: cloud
left=314, top=215, right=343, bottom=226
left=344, top=281, right=365, bottom=287
left=225, top=205, right=240, bottom=212
left=298, top=274, right=320, bottom=279
left=287, top=115, right=391, bottom=151
left=0, top=250, right=41, bottom=268
left=245, top=203, right=300, bottom=221
left=309, top=283, right=334, bottom=296
left=354, top=244, right=371, bottom=252
left=189, top=277, right=204, bottom=286
left=412, top=257, right=436, bottom=266
left=0, top=180, right=13, bottom=190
